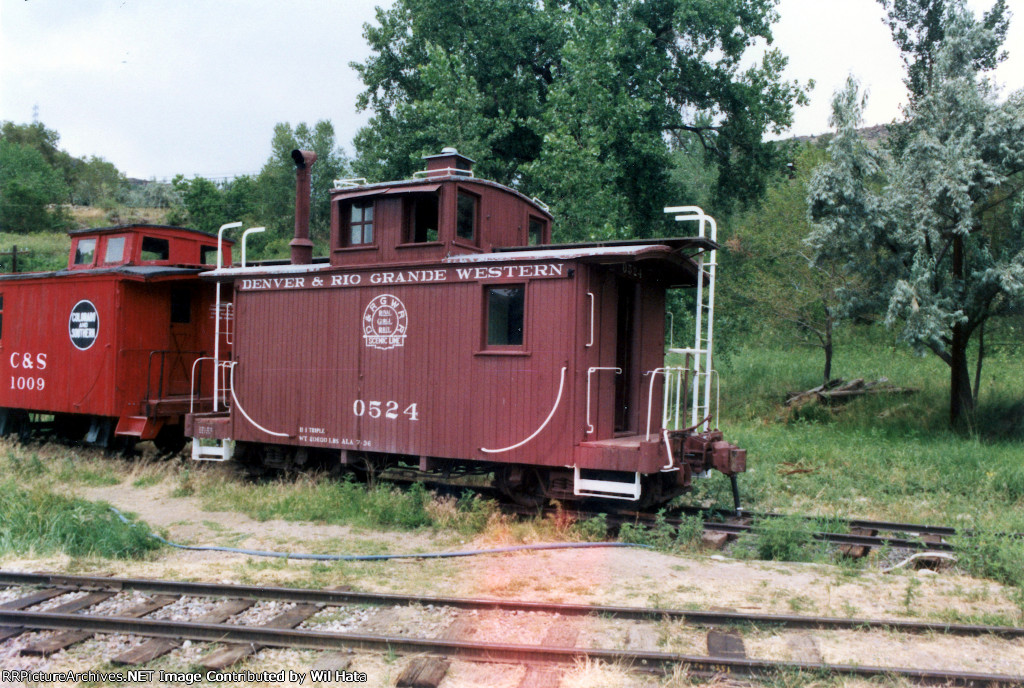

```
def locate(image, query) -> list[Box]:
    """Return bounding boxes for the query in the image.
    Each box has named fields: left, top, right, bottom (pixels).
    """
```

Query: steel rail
left=1, top=609, right=1020, bottom=687
left=2, top=572, right=1021, bottom=638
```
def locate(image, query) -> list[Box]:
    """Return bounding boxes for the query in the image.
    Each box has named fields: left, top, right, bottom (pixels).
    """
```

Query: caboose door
left=166, top=286, right=197, bottom=396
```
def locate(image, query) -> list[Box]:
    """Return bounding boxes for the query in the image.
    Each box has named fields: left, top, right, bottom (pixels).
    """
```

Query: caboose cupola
left=327, top=148, right=551, bottom=267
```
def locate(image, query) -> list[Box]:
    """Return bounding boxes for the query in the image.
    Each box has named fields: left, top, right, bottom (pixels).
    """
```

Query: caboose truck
left=0, top=225, right=233, bottom=452
left=187, top=148, right=745, bottom=508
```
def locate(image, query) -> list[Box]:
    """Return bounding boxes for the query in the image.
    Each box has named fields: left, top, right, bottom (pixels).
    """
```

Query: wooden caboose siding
left=0, top=276, right=120, bottom=417
left=230, top=266, right=578, bottom=466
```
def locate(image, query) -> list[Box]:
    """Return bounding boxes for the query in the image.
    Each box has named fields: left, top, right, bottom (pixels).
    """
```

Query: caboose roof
left=447, top=242, right=707, bottom=287
left=331, top=175, right=553, bottom=219
left=67, top=223, right=233, bottom=243
left=201, top=241, right=707, bottom=287
left=0, top=265, right=204, bottom=283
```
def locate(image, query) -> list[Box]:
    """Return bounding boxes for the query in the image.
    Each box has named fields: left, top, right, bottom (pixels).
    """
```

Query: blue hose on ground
left=110, top=506, right=649, bottom=561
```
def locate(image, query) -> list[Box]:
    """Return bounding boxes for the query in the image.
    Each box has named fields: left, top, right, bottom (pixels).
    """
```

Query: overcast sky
left=1, top=0, right=1021, bottom=181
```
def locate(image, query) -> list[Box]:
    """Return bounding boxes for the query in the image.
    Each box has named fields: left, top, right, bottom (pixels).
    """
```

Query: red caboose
left=0, top=224, right=232, bottom=451
left=188, top=149, right=744, bottom=506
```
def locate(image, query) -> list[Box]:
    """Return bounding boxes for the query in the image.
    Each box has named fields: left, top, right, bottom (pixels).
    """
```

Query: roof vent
left=419, top=148, right=475, bottom=178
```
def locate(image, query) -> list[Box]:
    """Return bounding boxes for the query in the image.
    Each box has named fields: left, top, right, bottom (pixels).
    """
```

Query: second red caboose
left=0, top=224, right=232, bottom=451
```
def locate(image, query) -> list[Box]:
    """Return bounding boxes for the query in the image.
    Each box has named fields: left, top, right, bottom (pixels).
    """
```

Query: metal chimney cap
left=441, top=146, right=459, bottom=154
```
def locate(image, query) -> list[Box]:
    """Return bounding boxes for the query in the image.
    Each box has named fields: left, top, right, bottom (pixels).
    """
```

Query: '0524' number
left=352, top=399, right=419, bottom=421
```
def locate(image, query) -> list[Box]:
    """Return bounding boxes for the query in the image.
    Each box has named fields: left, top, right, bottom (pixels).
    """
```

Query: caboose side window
left=456, top=191, right=478, bottom=243
left=486, top=285, right=524, bottom=347
left=403, top=193, right=440, bottom=243
left=200, top=245, right=217, bottom=266
left=74, top=239, right=96, bottom=265
left=528, top=217, right=546, bottom=245
left=345, top=201, right=374, bottom=246
left=103, top=236, right=126, bottom=264
left=141, top=236, right=170, bottom=261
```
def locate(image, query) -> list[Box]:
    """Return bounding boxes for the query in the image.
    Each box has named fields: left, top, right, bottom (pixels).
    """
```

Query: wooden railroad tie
left=2, top=590, right=116, bottom=642
left=396, top=616, right=474, bottom=688
left=838, top=527, right=878, bottom=559
left=516, top=622, right=580, bottom=688
left=21, top=595, right=177, bottom=656
left=111, top=598, right=255, bottom=666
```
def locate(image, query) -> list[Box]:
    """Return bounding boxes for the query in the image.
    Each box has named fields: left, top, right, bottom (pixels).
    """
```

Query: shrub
left=0, top=481, right=161, bottom=559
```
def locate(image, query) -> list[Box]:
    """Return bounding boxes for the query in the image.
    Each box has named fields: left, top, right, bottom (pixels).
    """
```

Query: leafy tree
left=807, top=3, right=1024, bottom=427
left=169, top=175, right=227, bottom=235
left=0, top=139, right=72, bottom=233
left=724, top=144, right=859, bottom=383
left=352, top=0, right=808, bottom=238
left=878, top=0, right=1008, bottom=102
left=71, top=156, right=127, bottom=208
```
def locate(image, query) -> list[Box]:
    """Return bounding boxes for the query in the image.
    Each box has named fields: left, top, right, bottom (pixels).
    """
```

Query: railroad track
left=2, top=571, right=1022, bottom=686
left=387, top=469, right=994, bottom=555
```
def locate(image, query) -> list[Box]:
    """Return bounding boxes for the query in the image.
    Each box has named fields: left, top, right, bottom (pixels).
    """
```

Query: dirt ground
left=1, top=478, right=1022, bottom=687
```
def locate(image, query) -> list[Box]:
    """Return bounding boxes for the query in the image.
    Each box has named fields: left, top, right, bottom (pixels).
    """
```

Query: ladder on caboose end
left=664, top=206, right=718, bottom=432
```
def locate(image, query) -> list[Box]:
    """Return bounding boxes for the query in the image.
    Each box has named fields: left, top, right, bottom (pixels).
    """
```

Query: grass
left=0, top=480, right=161, bottom=559
left=705, top=324, right=1024, bottom=589
left=193, top=473, right=500, bottom=534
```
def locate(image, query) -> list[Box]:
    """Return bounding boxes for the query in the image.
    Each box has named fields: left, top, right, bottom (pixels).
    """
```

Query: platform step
left=191, top=437, right=233, bottom=462
left=573, top=466, right=641, bottom=501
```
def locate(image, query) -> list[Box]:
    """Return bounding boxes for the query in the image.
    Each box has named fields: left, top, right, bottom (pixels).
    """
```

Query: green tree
left=352, top=0, right=808, bottom=238
left=0, top=139, right=72, bottom=233
left=878, top=0, right=1008, bottom=102
left=71, top=156, right=127, bottom=208
left=169, top=175, right=227, bottom=235
left=724, top=144, right=859, bottom=383
left=807, top=3, right=1024, bottom=427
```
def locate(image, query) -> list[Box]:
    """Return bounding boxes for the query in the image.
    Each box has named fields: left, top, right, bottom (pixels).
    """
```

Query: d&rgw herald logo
left=363, top=295, right=407, bottom=350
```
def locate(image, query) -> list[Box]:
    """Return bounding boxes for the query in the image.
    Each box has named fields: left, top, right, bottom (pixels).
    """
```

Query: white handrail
left=228, top=362, right=290, bottom=438
left=241, top=226, right=265, bottom=267
left=644, top=367, right=669, bottom=441
left=586, top=292, right=594, bottom=347
left=213, top=222, right=242, bottom=413
left=585, top=367, right=621, bottom=434
left=480, top=367, right=566, bottom=454
left=189, top=356, right=216, bottom=414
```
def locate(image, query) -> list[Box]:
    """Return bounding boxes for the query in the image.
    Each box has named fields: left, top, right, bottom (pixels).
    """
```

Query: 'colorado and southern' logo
left=69, top=300, right=99, bottom=350
left=362, top=295, right=407, bottom=350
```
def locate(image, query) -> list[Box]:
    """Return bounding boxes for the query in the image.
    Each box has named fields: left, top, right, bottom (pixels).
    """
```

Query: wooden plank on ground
left=311, top=651, right=352, bottom=672
left=199, top=603, right=320, bottom=670
left=0, top=591, right=115, bottom=642
left=627, top=624, right=659, bottom=651
left=396, top=615, right=473, bottom=688
left=786, top=633, right=822, bottom=663
left=706, top=629, right=746, bottom=659
left=516, top=622, right=580, bottom=688
left=112, top=598, right=253, bottom=666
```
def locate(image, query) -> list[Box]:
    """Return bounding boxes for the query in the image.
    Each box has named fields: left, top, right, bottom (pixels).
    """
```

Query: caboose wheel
left=496, top=465, right=548, bottom=508
left=153, top=423, right=187, bottom=456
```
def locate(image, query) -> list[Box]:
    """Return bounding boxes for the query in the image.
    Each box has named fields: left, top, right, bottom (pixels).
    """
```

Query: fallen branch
left=785, top=377, right=919, bottom=407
